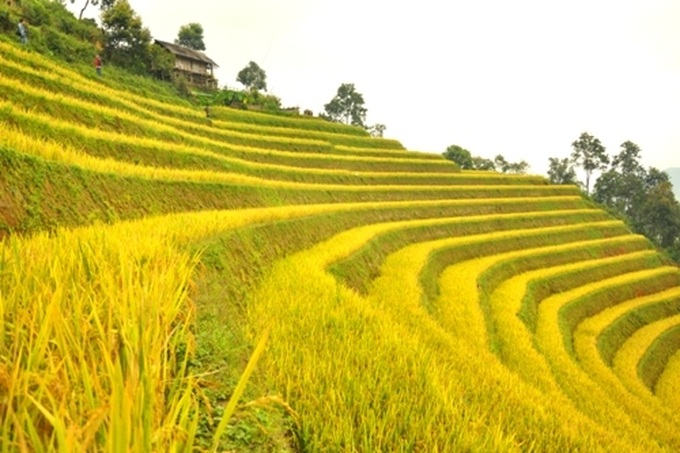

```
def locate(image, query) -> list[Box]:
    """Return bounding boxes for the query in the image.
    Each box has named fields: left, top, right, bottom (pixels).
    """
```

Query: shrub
left=0, top=6, right=13, bottom=33
left=21, top=0, right=49, bottom=26
left=173, top=73, right=193, bottom=99
left=43, top=27, right=94, bottom=63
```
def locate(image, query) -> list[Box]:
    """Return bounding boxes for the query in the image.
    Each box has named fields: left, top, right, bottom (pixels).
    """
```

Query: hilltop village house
left=154, top=40, right=218, bottom=88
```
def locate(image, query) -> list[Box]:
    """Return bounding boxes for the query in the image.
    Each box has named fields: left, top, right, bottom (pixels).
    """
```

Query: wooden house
left=154, top=40, right=218, bottom=88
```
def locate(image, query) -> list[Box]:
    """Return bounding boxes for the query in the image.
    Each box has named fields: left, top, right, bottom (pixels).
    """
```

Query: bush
left=21, top=0, right=49, bottom=26
left=148, top=45, right=174, bottom=81
left=172, top=73, right=193, bottom=99
left=214, top=88, right=247, bottom=108
left=49, top=5, right=100, bottom=44
left=43, top=27, right=94, bottom=63
left=0, top=6, right=13, bottom=33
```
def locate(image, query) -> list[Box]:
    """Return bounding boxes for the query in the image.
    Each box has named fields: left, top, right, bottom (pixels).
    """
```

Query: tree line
left=443, top=133, right=680, bottom=261
left=443, top=132, right=680, bottom=261
left=551, top=132, right=680, bottom=261
left=442, top=145, right=530, bottom=174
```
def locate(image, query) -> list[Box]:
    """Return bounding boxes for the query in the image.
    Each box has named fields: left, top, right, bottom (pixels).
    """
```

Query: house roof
left=154, top=40, right=219, bottom=67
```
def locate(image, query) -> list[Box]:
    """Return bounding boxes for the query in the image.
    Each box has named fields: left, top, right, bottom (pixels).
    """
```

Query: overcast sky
left=72, top=0, right=679, bottom=176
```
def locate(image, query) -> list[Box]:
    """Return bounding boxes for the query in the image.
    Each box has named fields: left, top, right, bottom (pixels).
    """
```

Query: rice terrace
left=1, top=10, right=680, bottom=452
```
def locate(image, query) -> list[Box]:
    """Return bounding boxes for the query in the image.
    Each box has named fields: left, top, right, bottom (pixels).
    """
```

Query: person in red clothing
left=94, top=54, right=102, bottom=77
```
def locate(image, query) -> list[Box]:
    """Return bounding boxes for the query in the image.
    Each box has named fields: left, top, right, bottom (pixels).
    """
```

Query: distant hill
left=666, top=168, right=680, bottom=199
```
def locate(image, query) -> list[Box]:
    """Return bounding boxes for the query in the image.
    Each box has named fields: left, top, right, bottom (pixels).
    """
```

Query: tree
left=505, top=160, right=530, bottom=174
left=442, top=145, right=473, bottom=169
left=368, top=124, right=386, bottom=138
left=176, top=23, right=205, bottom=51
left=612, top=140, right=645, bottom=177
left=324, top=83, right=367, bottom=127
left=442, top=147, right=527, bottom=173
left=101, top=0, right=152, bottom=74
left=492, top=155, right=528, bottom=174
left=472, top=156, right=495, bottom=171
left=493, top=155, right=510, bottom=173
left=592, top=142, right=680, bottom=261
left=570, top=132, right=609, bottom=194
left=148, top=44, right=175, bottom=81
left=547, top=157, right=578, bottom=185
left=70, top=0, right=116, bottom=20
left=237, top=61, right=267, bottom=92
left=639, top=179, right=680, bottom=251
left=593, top=141, right=645, bottom=218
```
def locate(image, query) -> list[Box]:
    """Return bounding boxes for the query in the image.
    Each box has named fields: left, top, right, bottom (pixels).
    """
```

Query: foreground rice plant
left=0, top=226, right=201, bottom=451
left=656, top=350, right=680, bottom=410
left=0, top=202, right=358, bottom=451
left=2, top=199, right=499, bottom=450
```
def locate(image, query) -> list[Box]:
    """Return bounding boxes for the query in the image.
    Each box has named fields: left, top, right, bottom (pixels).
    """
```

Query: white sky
left=71, top=0, right=680, bottom=176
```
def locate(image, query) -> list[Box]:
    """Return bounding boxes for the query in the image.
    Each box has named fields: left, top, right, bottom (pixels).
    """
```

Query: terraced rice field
left=1, top=40, right=679, bottom=451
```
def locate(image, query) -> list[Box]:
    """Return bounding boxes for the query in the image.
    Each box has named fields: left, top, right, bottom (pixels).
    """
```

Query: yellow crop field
left=1, top=34, right=679, bottom=452
left=613, top=313, right=680, bottom=398
left=574, top=287, right=680, bottom=417
left=656, top=350, right=680, bottom=410
left=0, top=202, right=381, bottom=451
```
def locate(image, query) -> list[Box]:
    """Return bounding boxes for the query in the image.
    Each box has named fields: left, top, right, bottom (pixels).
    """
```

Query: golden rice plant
left=0, top=70, right=332, bottom=159
left=244, top=217, right=655, bottom=450
left=1, top=120, right=583, bottom=201
left=656, top=350, right=680, bottom=410
left=534, top=267, right=680, bottom=449
left=0, top=121, right=285, bottom=187
left=612, top=312, right=680, bottom=400
left=573, top=287, right=680, bottom=419
left=406, top=231, right=676, bottom=444
left=0, top=101, right=525, bottom=187
left=0, top=226, right=201, bottom=451
left=413, top=229, right=677, bottom=449
left=452, top=237, right=652, bottom=391
left=0, top=101, right=355, bottom=180
left=0, top=201, right=382, bottom=451
left=370, top=231, right=640, bottom=450
left=497, top=251, right=680, bottom=434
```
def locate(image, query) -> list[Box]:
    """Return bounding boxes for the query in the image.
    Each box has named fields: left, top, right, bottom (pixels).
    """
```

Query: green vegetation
left=549, top=132, right=680, bottom=261
left=237, top=61, right=268, bottom=92
left=324, top=83, right=367, bottom=127
left=443, top=143, right=530, bottom=174
left=176, top=22, right=205, bottom=51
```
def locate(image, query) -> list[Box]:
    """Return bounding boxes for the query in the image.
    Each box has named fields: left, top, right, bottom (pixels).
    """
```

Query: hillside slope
left=1, top=39, right=679, bottom=452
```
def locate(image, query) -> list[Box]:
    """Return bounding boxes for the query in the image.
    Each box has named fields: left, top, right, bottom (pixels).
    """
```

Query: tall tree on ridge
left=237, top=61, right=267, bottom=92
left=547, top=157, right=578, bottom=185
left=443, top=145, right=474, bottom=169
left=324, top=83, right=367, bottom=127
left=570, top=132, right=609, bottom=194
left=593, top=142, right=680, bottom=260
left=176, top=23, right=206, bottom=51
left=101, top=0, right=152, bottom=74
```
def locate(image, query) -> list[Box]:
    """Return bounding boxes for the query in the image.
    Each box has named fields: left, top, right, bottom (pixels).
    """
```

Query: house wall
left=174, top=56, right=210, bottom=75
